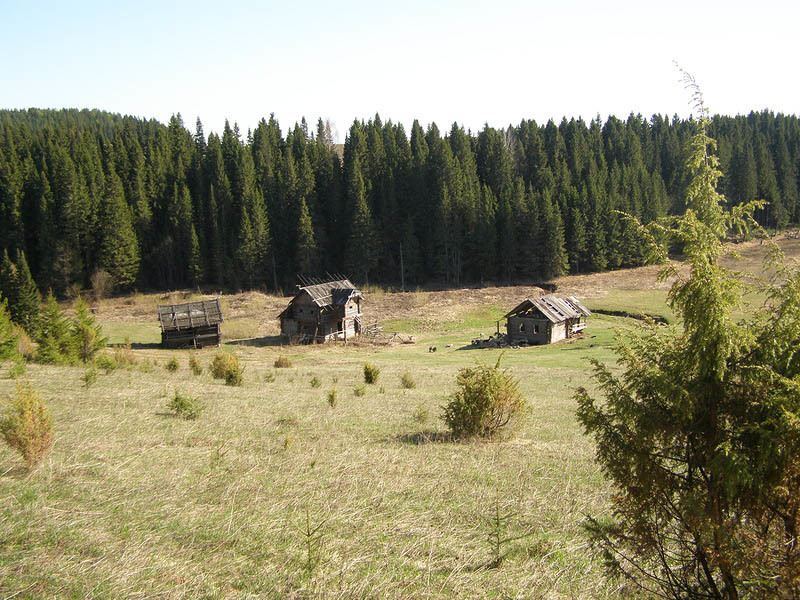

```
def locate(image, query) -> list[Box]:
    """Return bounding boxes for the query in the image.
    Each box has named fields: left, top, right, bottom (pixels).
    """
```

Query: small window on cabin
left=534, top=324, right=539, bottom=334
left=519, top=323, right=525, bottom=333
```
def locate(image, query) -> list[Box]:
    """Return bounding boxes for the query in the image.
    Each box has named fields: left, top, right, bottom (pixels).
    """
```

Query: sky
left=2, top=0, right=798, bottom=142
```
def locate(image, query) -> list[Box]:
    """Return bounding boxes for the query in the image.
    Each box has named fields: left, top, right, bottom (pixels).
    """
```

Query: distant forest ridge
left=0, top=107, right=798, bottom=294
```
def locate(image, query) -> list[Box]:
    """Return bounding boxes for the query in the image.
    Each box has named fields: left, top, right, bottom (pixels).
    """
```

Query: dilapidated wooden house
left=158, top=299, right=223, bottom=348
left=279, top=277, right=363, bottom=342
left=504, top=294, right=591, bottom=345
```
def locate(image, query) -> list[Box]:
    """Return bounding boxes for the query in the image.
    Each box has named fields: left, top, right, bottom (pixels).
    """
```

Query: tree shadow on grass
left=394, top=431, right=454, bottom=445
left=129, top=342, right=161, bottom=350
left=225, top=335, right=284, bottom=347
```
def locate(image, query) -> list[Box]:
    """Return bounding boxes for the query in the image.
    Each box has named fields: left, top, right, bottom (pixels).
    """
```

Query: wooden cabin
left=504, top=295, right=590, bottom=345
left=158, top=299, right=223, bottom=348
left=279, top=277, right=363, bottom=342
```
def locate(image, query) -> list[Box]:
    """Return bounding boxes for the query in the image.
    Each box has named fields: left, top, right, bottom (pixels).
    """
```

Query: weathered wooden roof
left=565, top=296, right=592, bottom=317
left=297, top=279, right=361, bottom=308
left=504, top=294, right=591, bottom=323
left=278, top=278, right=363, bottom=320
left=158, top=299, right=223, bottom=332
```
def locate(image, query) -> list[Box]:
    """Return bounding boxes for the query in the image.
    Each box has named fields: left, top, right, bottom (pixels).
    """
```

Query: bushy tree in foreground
left=443, top=354, right=526, bottom=440
left=0, top=383, right=53, bottom=469
left=576, top=75, right=800, bottom=598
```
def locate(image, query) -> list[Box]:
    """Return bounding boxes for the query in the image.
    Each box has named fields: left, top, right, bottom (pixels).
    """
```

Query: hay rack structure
left=158, top=299, right=223, bottom=348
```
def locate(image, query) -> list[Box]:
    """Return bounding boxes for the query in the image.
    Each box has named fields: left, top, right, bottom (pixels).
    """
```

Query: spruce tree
left=0, top=296, right=19, bottom=361
left=12, top=250, right=41, bottom=335
left=97, top=167, right=140, bottom=290
left=35, top=291, right=74, bottom=364
left=71, top=297, right=106, bottom=363
left=343, top=158, right=379, bottom=284
left=234, top=208, right=257, bottom=289
left=538, top=190, right=569, bottom=279
left=295, top=197, right=318, bottom=275
left=0, top=250, right=17, bottom=313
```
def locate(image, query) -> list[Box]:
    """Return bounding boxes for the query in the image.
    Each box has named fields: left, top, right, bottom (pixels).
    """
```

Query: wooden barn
left=158, top=299, right=223, bottom=348
left=279, top=277, right=363, bottom=342
left=504, top=294, right=591, bottom=345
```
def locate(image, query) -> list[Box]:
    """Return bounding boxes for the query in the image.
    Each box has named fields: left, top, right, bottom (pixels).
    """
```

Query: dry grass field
left=1, top=233, right=798, bottom=599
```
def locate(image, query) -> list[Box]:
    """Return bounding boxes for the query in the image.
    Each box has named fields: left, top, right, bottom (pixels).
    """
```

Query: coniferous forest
left=1, top=108, right=799, bottom=295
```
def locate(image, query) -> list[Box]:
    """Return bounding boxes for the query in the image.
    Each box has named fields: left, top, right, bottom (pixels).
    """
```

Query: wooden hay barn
left=504, top=294, right=591, bottom=345
left=279, top=276, right=363, bottom=343
left=158, top=299, right=223, bottom=348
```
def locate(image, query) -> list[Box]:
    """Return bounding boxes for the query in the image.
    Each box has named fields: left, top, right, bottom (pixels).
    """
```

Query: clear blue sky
left=2, top=0, right=797, bottom=141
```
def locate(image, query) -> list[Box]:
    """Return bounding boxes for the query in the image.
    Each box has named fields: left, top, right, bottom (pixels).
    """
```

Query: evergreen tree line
left=1, top=107, right=799, bottom=295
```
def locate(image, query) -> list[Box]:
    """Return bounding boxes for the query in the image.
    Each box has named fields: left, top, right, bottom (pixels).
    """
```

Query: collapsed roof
left=279, top=278, right=363, bottom=319
left=504, top=294, right=591, bottom=323
left=158, top=299, right=223, bottom=332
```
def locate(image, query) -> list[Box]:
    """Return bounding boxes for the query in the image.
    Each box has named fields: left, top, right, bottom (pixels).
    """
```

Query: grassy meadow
left=2, top=234, right=797, bottom=599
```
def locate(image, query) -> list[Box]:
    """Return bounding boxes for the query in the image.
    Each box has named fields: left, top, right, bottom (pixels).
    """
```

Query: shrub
left=0, top=383, right=53, bottom=468
left=81, top=368, right=97, bottom=388
left=112, top=339, right=137, bottom=368
left=14, top=325, right=35, bottom=361
left=412, top=402, right=429, bottom=424
left=310, top=376, right=321, bottom=388
left=211, top=352, right=244, bottom=386
left=188, top=353, right=203, bottom=376
left=89, top=269, right=113, bottom=302
left=167, top=391, right=204, bottom=420
left=274, top=355, right=292, bottom=368
left=353, top=384, right=366, bottom=397
left=224, top=366, right=244, bottom=386
left=442, top=355, right=526, bottom=440
left=7, top=359, right=26, bottom=379
left=95, top=353, right=118, bottom=372
left=363, top=363, right=380, bottom=384
left=264, top=371, right=276, bottom=383
left=165, top=357, right=179, bottom=372
left=327, top=389, right=338, bottom=408
left=400, top=371, right=416, bottom=389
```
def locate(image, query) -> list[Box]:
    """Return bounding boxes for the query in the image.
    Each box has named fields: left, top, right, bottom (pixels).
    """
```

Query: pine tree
left=70, top=297, right=106, bottom=363
left=567, top=205, right=588, bottom=273
left=35, top=291, right=74, bottom=364
left=295, top=197, right=318, bottom=275
left=0, top=146, right=24, bottom=253
left=343, top=158, right=379, bottom=283
left=188, top=225, right=202, bottom=286
left=0, top=250, right=17, bottom=313
left=97, top=166, right=140, bottom=290
left=11, top=250, right=41, bottom=335
left=538, top=189, right=569, bottom=279
left=0, top=294, right=19, bottom=361
left=234, top=208, right=257, bottom=289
